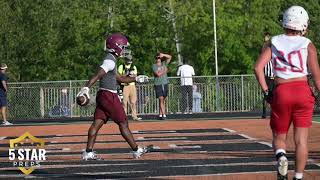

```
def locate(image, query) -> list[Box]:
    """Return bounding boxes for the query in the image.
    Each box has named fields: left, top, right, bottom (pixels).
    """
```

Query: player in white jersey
left=254, top=6, right=320, bottom=180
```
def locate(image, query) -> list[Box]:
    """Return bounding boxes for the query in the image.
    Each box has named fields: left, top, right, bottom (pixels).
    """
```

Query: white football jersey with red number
left=271, top=34, right=310, bottom=79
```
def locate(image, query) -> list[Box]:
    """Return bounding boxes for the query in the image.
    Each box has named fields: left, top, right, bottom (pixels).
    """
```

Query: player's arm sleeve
left=177, top=67, right=181, bottom=76
left=100, top=59, right=115, bottom=73
left=192, top=67, right=195, bottom=76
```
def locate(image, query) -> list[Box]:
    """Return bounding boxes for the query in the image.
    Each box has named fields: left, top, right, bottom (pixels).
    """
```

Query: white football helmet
left=282, top=6, right=309, bottom=34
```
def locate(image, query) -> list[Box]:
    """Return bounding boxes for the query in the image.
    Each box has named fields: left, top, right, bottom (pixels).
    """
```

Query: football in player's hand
left=76, top=94, right=90, bottom=106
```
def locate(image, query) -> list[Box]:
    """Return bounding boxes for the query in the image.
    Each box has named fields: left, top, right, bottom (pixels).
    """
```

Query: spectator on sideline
left=261, top=32, right=275, bottom=118
left=152, top=52, right=172, bottom=120
left=0, top=63, right=12, bottom=125
left=254, top=6, right=320, bottom=180
left=177, top=59, right=195, bottom=114
left=60, top=88, right=70, bottom=116
left=192, top=85, right=202, bottom=112
left=118, top=56, right=141, bottom=121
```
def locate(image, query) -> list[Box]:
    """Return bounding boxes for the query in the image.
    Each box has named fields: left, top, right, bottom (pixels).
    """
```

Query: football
left=76, top=94, right=90, bottom=106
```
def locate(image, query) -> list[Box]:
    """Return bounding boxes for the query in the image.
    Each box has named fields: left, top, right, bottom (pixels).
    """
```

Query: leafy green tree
left=0, top=0, right=319, bottom=81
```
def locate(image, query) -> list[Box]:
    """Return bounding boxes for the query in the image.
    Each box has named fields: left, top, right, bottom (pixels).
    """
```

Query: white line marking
left=222, top=128, right=235, bottom=133
left=136, top=130, right=177, bottom=134
left=145, top=137, right=187, bottom=140
left=152, top=146, right=161, bottom=149
left=0, top=136, right=7, bottom=140
left=239, top=134, right=256, bottom=140
left=169, top=144, right=201, bottom=149
left=0, top=163, right=148, bottom=171
left=147, top=130, right=177, bottom=133
left=258, top=141, right=273, bottom=148
left=133, top=130, right=177, bottom=133
left=167, top=162, right=284, bottom=168
left=137, top=137, right=144, bottom=140
left=224, top=128, right=274, bottom=149
left=181, top=145, right=201, bottom=148
left=169, top=144, right=177, bottom=148
left=0, top=175, right=25, bottom=178
left=146, top=169, right=320, bottom=179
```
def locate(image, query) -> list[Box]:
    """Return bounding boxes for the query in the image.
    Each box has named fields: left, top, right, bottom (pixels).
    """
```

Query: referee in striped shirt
left=262, top=32, right=275, bottom=119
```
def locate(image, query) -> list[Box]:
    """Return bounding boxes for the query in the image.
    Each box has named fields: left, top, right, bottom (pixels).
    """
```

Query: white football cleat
left=82, top=151, right=102, bottom=161
left=132, top=146, right=147, bottom=159
left=2, top=121, right=13, bottom=126
left=277, top=156, right=288, bottom=180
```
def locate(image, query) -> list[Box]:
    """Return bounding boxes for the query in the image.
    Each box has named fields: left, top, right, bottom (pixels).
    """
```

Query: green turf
left=313, top=116, right=320, bottom=122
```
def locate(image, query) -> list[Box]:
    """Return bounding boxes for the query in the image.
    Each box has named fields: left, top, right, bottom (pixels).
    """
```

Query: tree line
left=0, top=0, right=319, bottom=81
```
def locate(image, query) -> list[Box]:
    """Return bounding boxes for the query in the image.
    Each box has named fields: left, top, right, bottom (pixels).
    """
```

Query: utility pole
left=212, top=0, right=220, bottom=111
left=213, top=0, right=218, bottom=76
left=168, top=0, right=182, bottom=65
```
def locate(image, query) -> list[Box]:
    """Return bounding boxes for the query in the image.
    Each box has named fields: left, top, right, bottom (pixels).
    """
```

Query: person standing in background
left=118, top=56, right=142, bottom=121
left=177, top=59, right=195, bottom=114
left=152, top=52, right=172, bottom=120
left=0, top=63, right=12, bottom=125
left=261, top=32, right=275, bottom=118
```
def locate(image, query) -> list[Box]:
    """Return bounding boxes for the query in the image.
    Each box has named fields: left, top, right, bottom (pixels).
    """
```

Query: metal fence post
left=69, top=80, right=73, bottom=118
left=215, top=75, right=220, bottom=111
left=241, top=75, right=244, bottom=111
left=40, top=87, right=44, bottom=117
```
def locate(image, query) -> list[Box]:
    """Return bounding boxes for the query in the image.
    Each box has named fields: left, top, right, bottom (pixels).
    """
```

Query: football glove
left=136, top=75, right=149, bottom=83
left=77, top=87, right=90, bottom=99
left=263, top=90, right=272, bottom=104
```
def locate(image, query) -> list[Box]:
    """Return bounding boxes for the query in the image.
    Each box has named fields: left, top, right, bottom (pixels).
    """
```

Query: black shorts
left=154, top=84, right=168, bottom=98
left=0, top=96, right=7, bottom=107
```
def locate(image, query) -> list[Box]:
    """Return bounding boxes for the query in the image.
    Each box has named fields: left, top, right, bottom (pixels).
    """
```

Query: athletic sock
left=163, top=114, right=166, bottom=117
left=294, top=172, right=303, bottom=179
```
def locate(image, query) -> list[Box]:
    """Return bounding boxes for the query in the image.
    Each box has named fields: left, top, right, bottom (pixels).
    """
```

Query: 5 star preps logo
left=8, top=132, right=47, bottom=175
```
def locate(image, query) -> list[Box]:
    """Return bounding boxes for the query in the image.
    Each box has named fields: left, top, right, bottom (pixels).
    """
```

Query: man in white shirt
left=177, top=60, right=195, bottom=114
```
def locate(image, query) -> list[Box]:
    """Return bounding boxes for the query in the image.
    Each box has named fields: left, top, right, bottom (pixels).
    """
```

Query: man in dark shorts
left=0, top=63, right=12, bottom=126
left=152, top=52, right=172, bottom=120
left=78, top=33, right=149, bottom=160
